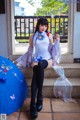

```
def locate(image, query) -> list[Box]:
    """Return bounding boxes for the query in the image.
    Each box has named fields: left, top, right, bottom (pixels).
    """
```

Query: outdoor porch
left=0, top=0, right=80, bottom=120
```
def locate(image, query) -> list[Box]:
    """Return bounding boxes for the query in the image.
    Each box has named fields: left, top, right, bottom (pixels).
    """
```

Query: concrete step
left=10, top=53, right=73, bottom=63
left=19, top=63, right=80, bottom=78
left=26, top=78, right=80, bottom=98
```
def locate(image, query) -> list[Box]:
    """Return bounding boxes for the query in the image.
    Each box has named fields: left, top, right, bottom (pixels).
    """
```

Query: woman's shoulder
left=47, top=32, right=53, bottom=44
left=47, top=32, right=52, bottom=37
left=49, top=33, right=53, bottom=38
left=47, top=32, right=53, bottom=39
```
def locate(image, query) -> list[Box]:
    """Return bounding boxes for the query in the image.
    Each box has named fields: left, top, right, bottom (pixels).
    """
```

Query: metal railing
left=14, top=15, right=68, bottom=42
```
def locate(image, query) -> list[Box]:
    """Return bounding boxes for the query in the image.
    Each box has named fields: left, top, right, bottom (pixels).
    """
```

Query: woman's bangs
left=39, top=19, right=48, bottom=26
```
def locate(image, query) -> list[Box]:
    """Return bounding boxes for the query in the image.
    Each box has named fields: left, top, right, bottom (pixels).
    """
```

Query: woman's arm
left=29, top=35, right=33, bottom=47
left=49, top=33, right=53, bottom=44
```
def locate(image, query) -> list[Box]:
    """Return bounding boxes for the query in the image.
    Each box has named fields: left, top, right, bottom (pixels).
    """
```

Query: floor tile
left=54, top=113, right=80, bottom=120
left=22, top=98, right=51, bottom=113
left=19, top=112, right=30, bottom=120
left=52, top=99, right=80, bottom=112
left=41, top=98, right=51, bottom=112
left=19, top=112, right=52, bottom=120
left=7, top=112, right=19, bottom=120
left=22, top=98, right=31, bottom=112
left=38, top=113, right=52, bottom=120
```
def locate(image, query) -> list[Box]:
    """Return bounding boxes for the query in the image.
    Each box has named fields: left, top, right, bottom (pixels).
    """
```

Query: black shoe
left=36, top=99, right=43, bottom=112
left=30, top=103, right=38, bottom=118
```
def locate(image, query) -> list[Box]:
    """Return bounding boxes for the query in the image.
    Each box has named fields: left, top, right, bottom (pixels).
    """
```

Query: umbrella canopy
left=0, top=56, right=28, bottom=115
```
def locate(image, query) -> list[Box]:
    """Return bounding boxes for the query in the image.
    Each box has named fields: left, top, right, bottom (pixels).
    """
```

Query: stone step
left=19, top=63, right=80, bottom=78
left=10, top=53, right=73, bottom=63
left=26, top=78, right=80, bottom=98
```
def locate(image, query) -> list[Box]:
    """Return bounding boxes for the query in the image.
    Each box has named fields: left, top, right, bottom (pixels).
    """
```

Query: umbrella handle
left=0, top=78, right=6, bottom=83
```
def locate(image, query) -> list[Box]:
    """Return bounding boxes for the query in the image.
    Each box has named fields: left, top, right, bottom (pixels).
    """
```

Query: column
left=0, top=0, right=8, bottom=57
left=73, top=1, right=80, bottom=62
left=6, top=0, right=15, bottom=57
left=68, top=2, right=74, bottom=54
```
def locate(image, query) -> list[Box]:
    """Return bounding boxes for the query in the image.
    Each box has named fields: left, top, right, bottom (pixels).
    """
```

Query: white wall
left=73, top=3, right=80, bottom=58
left=0, top=0, right=15, bottom=57
left=0, top=14, right=8, bottom=57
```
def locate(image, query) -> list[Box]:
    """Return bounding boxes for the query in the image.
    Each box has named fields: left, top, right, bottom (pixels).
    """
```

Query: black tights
left=31, top=60, right=48, bottom=104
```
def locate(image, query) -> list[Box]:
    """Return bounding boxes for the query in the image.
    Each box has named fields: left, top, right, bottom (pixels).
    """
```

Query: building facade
left=14, top=1, right=26, bottom=16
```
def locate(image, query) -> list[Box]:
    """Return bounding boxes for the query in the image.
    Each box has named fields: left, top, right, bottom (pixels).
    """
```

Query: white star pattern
left=10, top=94, right=15, bottom=100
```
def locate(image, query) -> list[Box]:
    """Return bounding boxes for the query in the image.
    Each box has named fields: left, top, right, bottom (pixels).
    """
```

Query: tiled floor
left=7, top=98, right=80, bottom=120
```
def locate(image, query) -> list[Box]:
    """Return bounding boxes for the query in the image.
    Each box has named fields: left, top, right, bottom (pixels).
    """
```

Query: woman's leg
left=30, top=63, right=38, bottom=118
left=37, top=60, right=48, bottom=99
left=36, top=60, right=48, bottom=111
left=47, top=59, right=53, bottom=68
left=31, top=65, right=38, bottom=104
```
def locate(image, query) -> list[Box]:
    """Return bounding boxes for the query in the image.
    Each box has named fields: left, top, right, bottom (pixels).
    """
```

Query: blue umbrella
left=0, top=56, right=28, bottom=115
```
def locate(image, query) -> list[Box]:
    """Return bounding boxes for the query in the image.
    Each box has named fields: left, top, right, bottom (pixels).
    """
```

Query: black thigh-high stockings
left=31, top=60, right=48, bottom=104
left=31, top=65, right=38, bottom=104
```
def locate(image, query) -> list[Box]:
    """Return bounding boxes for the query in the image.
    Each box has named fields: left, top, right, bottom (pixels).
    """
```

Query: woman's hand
left=55, top=34, right=60, bottom=41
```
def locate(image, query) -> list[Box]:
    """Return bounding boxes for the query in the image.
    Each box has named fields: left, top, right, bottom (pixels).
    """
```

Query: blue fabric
left=0, top=56, right=28, bottom=115
left=0, top=78, right=6, bottom=82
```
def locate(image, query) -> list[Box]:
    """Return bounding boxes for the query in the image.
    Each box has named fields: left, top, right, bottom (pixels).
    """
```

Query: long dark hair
left=35, top=17, right=48, bottom=33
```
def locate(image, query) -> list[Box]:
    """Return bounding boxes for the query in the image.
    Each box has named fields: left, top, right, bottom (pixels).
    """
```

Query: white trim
left=6, top=0, right=15, bottom=57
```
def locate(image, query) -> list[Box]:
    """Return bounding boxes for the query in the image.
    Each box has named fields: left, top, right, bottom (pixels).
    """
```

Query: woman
left=30, top=17, right=54, bottom=118
left=15, top=17, right=60, bottom=118
left=15, top=18, right=73, bottom=117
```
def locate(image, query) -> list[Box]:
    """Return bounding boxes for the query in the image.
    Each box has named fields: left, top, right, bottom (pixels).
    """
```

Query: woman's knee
left=38, top=60, right=48, bottom=69
left=33, top=65, right=38, bottom=72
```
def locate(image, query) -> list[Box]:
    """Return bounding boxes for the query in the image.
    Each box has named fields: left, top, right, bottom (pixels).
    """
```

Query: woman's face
left=39, top=24, right=48, bottom=32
